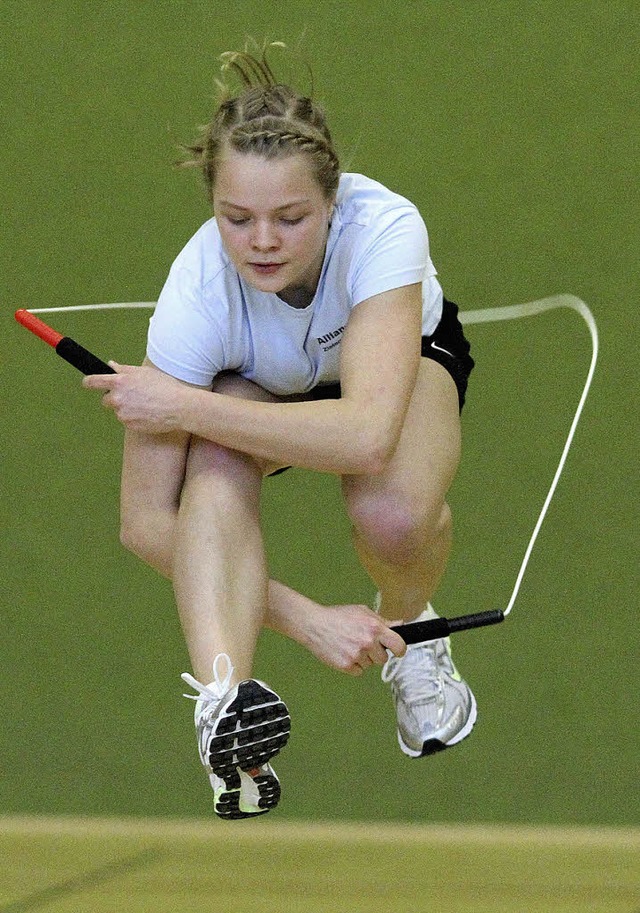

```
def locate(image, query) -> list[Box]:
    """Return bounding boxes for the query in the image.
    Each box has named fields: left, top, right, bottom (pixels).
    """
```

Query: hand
left=304, top=603, right=407, bottom=676
left=82, top=362, right=188, bottom=433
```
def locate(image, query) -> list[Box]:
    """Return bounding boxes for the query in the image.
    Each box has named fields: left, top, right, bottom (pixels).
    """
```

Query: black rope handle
left=391, top=610, right=505, bottom=644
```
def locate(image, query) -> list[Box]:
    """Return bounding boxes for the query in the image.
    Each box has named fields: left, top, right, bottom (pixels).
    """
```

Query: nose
left=250, top=220, right=280, bottom=252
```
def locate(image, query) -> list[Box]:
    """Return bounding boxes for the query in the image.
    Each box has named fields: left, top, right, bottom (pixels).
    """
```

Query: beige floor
left=1, top=816, right=639, bottom=913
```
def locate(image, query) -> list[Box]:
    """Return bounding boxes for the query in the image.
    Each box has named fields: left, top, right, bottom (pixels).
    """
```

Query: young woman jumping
left=84, top=43, right=476, bottom=820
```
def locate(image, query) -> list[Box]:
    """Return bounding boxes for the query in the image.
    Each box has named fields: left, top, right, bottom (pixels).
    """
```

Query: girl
left=85, top=43, right=476, bottom=820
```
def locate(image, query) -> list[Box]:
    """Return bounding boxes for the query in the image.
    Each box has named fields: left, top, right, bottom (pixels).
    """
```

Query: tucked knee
left=120, top=438, right=253, bottom=561
left=119, top=508, right=168, bottom=567
left=346, top=489, right=452, bottom=565
left=119, top=517, right=139, bottom=555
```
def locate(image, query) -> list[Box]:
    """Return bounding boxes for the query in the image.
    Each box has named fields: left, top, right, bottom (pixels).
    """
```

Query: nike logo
left=444, top=641, right=464, bottom=682
left=430, top=341, right=455, bottom=358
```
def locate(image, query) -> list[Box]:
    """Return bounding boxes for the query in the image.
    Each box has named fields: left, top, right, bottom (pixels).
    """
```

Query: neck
left=277, top=286, right=315, bottom=309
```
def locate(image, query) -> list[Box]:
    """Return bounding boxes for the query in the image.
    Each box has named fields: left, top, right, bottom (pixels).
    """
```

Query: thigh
left=122, top=372, right=287, bottom=524
left=342, top=359, right=461, bottom=525
left=212, top=371, right=282, bottom=403
left=121, top=426, right=191, bottom=526
left=211, top=372, right=291, bottom=476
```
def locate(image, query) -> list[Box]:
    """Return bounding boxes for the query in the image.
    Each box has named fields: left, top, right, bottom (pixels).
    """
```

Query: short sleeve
left=146, top=263, right=226, bottom=387
left=349, top=207, right=435, bottom=306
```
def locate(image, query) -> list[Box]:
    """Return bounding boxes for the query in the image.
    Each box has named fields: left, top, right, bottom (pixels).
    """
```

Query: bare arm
left=266, top=581, right=406, bottom=675
left=84, top=284, right=423, bottom=476
left=178, top=284, right=422, bottom=474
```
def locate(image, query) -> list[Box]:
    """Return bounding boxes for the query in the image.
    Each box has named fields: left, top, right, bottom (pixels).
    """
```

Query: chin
left=251, top=276, right=288, bottom=294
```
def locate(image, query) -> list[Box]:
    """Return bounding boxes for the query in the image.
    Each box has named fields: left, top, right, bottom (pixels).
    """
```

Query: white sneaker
left=381, top=606, right=477, bottom=757
left=181, top=654, right=291, bottom=819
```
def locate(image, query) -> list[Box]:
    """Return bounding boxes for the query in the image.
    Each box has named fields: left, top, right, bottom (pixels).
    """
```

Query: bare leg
left=342, top=360, right=462, bottom=621
left=351, top=503, right=453, bottom=620
left=120, top=370, right=407, bottom=681
left=342, top=360, right=477, bottom=754
left=172, top=437, right=268, bottom=684
left=120, top=372, right=282, bottom=685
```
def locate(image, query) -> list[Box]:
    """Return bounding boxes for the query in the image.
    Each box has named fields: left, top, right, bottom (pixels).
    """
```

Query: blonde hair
left=180, top=41, right=340, bottom=203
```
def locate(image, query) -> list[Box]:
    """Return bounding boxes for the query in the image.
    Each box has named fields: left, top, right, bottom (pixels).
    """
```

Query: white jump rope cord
left=459, top=294, right=599, bottom=615
left=28, top=302, right=157, bottom=313
left=27, top=293, right=599, bottom=619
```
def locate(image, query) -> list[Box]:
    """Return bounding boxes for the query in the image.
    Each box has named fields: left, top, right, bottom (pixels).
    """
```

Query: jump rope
left=15, top=293, right=598, bottom=645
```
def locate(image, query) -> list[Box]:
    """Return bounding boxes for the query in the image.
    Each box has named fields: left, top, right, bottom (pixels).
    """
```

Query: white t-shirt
left=147, top=172, right=443, bottom=395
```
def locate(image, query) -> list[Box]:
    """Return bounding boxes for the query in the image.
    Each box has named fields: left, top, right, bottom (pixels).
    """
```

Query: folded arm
left=84, top=284, right=423, bottom=475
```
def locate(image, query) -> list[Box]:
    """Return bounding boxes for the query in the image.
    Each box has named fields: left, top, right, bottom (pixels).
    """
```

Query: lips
left=249, top=262, right=284, bottom=276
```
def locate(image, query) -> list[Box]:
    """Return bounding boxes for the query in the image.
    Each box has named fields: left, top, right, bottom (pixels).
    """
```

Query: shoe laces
left=181, top=652, right=234, bottom=704
left=382, top=641, right=445, bottom=703
left=181, top=654, right=235, bottom=766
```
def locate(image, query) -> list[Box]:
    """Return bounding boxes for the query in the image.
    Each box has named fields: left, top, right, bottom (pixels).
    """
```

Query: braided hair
left=181, top=42, right=340, bottom=204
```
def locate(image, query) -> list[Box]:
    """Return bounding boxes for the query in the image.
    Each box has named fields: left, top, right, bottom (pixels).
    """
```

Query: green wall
left=1, top=1, right=638, bottom=826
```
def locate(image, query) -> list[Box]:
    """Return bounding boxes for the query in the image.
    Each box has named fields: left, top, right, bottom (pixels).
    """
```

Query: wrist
left=176, top=386, right=205, bottom=435
left=266, top=581, right=326, bottom=649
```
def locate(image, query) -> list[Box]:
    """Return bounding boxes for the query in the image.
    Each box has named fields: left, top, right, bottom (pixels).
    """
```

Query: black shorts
left=307, top=297, right=474, bottom=412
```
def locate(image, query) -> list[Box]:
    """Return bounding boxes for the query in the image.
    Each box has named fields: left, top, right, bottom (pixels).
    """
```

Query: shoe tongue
left=403, top=644, right=441, bottom=691
left=397, top=652, right=440, bottom=701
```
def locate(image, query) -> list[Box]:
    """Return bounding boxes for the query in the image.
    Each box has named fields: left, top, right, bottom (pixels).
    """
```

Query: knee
left=344, top=484, right=452, bottom=565
left=119, top=509, right=164, bottom=566
left=119, top=515, right=148, bottom=557
left=119, top=513, right=174, bottom=577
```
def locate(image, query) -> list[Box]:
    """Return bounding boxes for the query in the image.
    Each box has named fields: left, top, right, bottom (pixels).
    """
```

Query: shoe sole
left=398, top=690, right=478, bottom=758
left=207, top=680, right=291, bottom=820
left=212, top=767, right=281, bottom=820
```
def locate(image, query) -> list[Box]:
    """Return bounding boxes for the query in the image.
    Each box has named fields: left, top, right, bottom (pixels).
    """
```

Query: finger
left=108, top=360, right=135, bottom=373
left=379, top=627, right=407, bottom=658
left=82, top=374, right=118, bottom=390
left=368, top=643, right=392, bottom=666
left=357, top=654, right=374, bottom=671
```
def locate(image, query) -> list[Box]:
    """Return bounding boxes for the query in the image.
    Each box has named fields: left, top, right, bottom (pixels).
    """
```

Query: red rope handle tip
left=15, top=309, right=64, bottom=348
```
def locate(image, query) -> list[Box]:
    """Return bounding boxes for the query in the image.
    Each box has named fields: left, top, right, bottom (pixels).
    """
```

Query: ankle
left=374, top=592, right=439, bottom=622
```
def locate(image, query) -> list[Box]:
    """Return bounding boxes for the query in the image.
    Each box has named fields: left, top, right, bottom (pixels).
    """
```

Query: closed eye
left=223, top=215, right=304, bottom=226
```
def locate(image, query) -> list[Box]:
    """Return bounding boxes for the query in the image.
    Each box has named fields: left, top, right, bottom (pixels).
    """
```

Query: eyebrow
left=217, top=199, right=311, bottom=213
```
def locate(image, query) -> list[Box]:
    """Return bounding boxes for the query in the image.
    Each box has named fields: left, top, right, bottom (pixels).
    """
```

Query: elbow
left=364, top=443, right=395, bottom=477
left=352, top=427, right=398, bottom=476
left=339, top=399, right=404, bottom=476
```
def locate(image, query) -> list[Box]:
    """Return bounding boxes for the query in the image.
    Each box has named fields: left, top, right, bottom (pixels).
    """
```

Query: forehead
left=214, top=150, right=324, bottom=209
